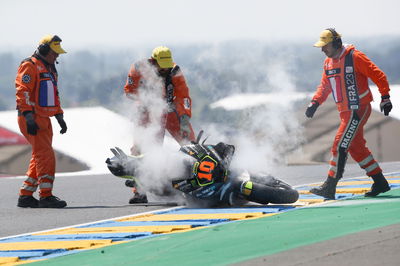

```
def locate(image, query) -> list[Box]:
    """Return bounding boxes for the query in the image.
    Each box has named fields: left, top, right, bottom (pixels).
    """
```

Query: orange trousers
left=163, top=112, right=195, bottom=145
left=329, top=104, right=381, bottom=179
left=18, top=114, right=55, bottom=197
left=140, top=111, right=195, bottom=144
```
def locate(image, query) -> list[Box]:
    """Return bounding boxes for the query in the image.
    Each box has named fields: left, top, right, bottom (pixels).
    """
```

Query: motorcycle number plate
left=194, top=156, right=218, bottom=186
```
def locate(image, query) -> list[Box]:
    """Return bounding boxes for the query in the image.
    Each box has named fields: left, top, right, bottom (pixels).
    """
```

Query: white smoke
left=128, top=61, right=167, bottom=153
left=122, top=60, right=189, bottom=200
left=119, top=43, right=305, bottom=200
left=191, top=43, right=305, bottom=176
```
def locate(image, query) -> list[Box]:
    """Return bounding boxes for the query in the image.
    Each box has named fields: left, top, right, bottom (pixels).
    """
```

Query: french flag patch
left=39, top=80, right=56, bottom=107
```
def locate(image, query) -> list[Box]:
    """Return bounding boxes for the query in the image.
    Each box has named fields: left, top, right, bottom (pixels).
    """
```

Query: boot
left=126, top=179, right=148, bottom=204
left=17, top=195, right=39, bottom=208
left=365, top=172, right=390, bottom=197
left=309, top=176, right=339, bottom=200
left=129, top=193, right=148, bottom=204
left=39, top=196, right=67, bottom=208
left=125, top=179, right=136, bottom=188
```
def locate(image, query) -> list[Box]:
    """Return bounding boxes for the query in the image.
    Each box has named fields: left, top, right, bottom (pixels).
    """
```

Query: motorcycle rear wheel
left=245, top=181, right=299, bottom=204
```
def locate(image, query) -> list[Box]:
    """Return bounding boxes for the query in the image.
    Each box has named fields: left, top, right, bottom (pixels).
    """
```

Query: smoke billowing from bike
left=120, top=43, right=304, bottom=199
left=122, top=61, right=189, bottom=200
left=191, top=43, right=304, bottom=174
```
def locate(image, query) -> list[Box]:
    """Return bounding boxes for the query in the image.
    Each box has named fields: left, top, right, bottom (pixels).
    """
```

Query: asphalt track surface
left=1, top=161, right=399, bottom=265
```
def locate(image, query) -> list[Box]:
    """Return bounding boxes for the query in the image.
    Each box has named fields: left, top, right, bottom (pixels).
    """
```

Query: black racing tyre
left=246, top=182, right=299, bottom=204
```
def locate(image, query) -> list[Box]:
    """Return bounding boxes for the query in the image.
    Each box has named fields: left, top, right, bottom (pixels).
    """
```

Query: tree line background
left=1, top=37, right=399, bottom=123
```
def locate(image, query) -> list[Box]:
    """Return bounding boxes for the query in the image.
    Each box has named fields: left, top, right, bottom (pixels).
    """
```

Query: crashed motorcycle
left=106, top=132, right=299, bottom=207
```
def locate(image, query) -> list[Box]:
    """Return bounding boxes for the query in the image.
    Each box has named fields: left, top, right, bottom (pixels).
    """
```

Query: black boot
left=125, top=179, right=136, bottom=188
left=39, top=196, right=67, bottom=208
left=309, top=177, right=339, bottom=200
left=129, top=193, right=148, bottom=204
left=17, top=195, right=39, bottom=208
left=365, top=172, right=390, bottom=197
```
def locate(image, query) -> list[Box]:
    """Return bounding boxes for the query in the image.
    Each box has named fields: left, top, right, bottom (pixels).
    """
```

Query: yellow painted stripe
left=338, top=180, right=400, bottom=185
left=0, top=257, right=19, bottom=263
left=308, top=176, right=399, bottom=187
left=2, top=259, right=42, bottom=266
left=299, top=187, right=369, bottom=194
left=336, top=187, right=370, bottom=193
left=117, top=212, right=265, bottom=222
left=245, top=213, right=278, bottom=220
left=303, top=180, right=374, bottom=187
left=356, top=175, right=399, bottom=179
left=338, top=180, right=373, bottom=185
left=298, top=190, right=312, bottom=194
left=0, top=240, right=112, bottom=251
left=297, top=198, right=325, bottom=204
left=36, top=225, right=192, bottom=235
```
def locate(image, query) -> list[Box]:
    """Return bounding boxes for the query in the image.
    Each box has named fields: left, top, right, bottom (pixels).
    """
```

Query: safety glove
left=380, top=95, right=392, bottom=116
left=23, top=111, right=39, bottom=136
left=179, top=114, right=192, bottom=139
left=305, top=100, right=320, bottom=118
left=55, top=113, right=67, bottom=134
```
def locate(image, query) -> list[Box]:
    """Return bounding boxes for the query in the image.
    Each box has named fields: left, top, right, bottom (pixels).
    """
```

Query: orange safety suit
left=124, top=59, right=195, bottom=146
left=15, top=54, right=63, bottom=197
left=311, top=44, right=390, bottom=178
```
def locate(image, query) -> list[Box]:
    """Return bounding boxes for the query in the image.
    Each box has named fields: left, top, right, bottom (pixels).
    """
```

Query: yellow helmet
left=151, top=46, right=173, bottom=68
left=314, top=29, right=342, bottom=48
left=39, top=35, right=67, bottom=54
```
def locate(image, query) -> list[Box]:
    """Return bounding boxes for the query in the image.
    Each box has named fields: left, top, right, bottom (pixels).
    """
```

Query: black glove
left=305, top=100, right=320, bottom=118
left=23, top=111, right=39, bottom=136
left=55, top=113, right=67, bottom=134
left=380, top=95, right=392, bottom=116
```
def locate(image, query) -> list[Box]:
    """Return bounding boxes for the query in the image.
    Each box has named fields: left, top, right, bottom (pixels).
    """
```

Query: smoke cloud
left=190, top=43, right=305, bottom=175
left=120, top=43, right=305, bottom=201
left=121, top=60, right=188, bottom=202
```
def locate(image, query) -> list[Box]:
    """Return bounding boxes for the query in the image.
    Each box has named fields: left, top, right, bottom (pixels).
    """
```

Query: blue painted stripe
left=336, top=193, right=356, bottom=199
left=158, top=207, right=291, bottom=215
left=78, top=221, right=213, bottom=228
left=297, top=188, right=312, bottom=191
left=0, top=251, right=46, bottom=258
left=299, top=193, right=355, bottom=200
left=0, top=249, right=66, bottom=259
left=298, top=194, right=325, bottom=199
left=28, top=249, right=82, bottom=261
left=345, top=178, right=372, bottom=181
left=0, top=232, right=151, bottom=243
